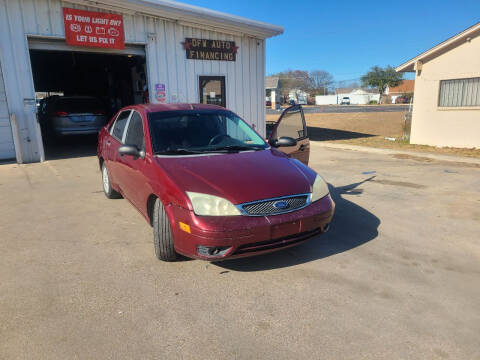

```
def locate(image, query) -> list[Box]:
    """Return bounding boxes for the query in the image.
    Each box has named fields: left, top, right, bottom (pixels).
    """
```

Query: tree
left=273, top=70, right=311, bottom=98
left=270, top=69, right=335, bottom=98
left=361, top=66, right=403, bottom=103
left=309, top=70, right=334, bottom=95
left=336, top=80, right=360, bottom=90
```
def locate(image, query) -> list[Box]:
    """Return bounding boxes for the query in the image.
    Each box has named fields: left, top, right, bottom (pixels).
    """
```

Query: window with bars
left=438, top=77, right=480, bottom=107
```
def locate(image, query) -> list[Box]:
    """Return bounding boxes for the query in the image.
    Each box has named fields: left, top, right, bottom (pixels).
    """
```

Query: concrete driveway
left=1, top=144, right=479, bottom=359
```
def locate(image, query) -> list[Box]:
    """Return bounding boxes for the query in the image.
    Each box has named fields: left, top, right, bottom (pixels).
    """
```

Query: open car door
left=267, top=105, right=310, bottom=165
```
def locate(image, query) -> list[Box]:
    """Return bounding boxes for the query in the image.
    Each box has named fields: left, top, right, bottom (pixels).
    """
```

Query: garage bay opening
left=29, top=48, right=147, bottom=160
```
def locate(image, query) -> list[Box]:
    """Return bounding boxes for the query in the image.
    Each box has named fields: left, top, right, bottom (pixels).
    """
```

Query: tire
left=102, top=163, right=122, bottom=199
left=153, top=198, right=178, bottom=261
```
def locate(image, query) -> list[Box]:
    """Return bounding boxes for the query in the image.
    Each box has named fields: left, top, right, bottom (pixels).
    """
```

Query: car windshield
left=148, top=110, right=268, bottom=154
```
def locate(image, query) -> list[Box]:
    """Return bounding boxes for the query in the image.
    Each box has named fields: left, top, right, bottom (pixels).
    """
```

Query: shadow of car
left=306, top=127, right=375, bottom=142
left=214, top=177, right=379, bottom=271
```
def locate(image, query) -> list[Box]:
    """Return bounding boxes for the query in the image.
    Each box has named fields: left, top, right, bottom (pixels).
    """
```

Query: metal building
left=0, top=0, right=283, bottom=163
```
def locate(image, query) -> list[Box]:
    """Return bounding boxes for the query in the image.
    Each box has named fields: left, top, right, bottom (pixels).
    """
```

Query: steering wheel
left=208, top=134, right=230, bottom=146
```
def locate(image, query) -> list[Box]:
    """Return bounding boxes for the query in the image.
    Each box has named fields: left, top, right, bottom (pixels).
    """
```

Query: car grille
left=239, top=194, right=310, bottom=216
left=233, top=228, right=322, bottom=255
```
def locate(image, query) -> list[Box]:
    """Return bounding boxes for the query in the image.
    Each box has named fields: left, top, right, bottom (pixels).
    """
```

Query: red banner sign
left=63, top=8, right=125, bottom=50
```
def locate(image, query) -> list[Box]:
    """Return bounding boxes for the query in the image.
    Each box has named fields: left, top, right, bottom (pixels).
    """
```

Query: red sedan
left=97, top=103, right=334, bottom=261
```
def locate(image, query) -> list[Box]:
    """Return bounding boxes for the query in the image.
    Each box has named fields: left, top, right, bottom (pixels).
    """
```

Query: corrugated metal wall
left=0, top=60, right=15, bottom=160
left=0, top=0, right=266, bottom=162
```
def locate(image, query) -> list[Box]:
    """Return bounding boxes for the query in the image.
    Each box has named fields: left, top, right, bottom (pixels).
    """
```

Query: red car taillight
left=53, top=111, right=68, bottom=117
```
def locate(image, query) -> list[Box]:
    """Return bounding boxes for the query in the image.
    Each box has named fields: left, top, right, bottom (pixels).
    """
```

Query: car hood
left=154, top=149, right=316, bottom=204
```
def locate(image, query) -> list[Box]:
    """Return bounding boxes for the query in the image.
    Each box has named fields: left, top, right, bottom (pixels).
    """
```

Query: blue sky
left=181, top=0, right=479, bottom=84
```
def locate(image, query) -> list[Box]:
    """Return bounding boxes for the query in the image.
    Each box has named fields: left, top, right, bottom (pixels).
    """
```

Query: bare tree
left=271, top=70, right=312, bottom=99
left=309, top=70, right=334, bottom=95
left=270, top=69, right=336, bottom=100
left=335, top=80, right=360, bottom=90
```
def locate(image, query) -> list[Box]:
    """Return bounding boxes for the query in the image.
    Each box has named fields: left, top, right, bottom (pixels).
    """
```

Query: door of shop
left=27, top=38, right=147, bottom=160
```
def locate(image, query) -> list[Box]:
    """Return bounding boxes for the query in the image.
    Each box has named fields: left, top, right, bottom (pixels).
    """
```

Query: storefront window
left=199, top=76, right=226, bottom=108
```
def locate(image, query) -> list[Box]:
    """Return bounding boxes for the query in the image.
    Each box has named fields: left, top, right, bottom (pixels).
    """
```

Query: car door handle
left=299, top=144, right=307, bottom=151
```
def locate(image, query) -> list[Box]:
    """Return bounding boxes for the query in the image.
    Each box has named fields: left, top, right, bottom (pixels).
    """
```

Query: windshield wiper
left=156, top=145, right=264, bottom=155
left=155, top=148, right=206, bottom=155
left=209, top=145, right=265, bottom=152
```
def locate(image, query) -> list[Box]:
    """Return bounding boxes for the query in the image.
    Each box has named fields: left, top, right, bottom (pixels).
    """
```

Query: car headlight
left=311, top=175, right=329, bottom=202
left=186, top=192, right=241, bottom=216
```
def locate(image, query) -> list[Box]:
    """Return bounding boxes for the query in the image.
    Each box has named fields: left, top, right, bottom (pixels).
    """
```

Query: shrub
left=369, top=100, right=378, bottom=104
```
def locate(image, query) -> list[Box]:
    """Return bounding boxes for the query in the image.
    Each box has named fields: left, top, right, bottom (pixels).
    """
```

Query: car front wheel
left=153, top=198, right=178, bottom=262
left=102, top=163, right=121, bottom=199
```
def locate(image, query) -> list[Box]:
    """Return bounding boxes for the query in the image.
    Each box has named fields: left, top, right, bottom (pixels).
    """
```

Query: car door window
left=111, top=110, right=131, bottom=141
left=125, top=111, right=145, bottom=150
left=276, top=108, right=306, bottom=140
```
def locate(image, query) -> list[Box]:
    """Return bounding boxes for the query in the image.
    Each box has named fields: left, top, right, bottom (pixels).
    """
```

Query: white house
left=265, top=76, right=281, bottom=109
left=396, top=22, right=480, bottom=148
left=289, top=89, right=308, bottom=105
left=315, top=88, right=380, bottom=105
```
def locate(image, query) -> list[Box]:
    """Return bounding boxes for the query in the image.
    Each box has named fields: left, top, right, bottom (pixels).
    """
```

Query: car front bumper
left=169, top=194, right=335, bottom=261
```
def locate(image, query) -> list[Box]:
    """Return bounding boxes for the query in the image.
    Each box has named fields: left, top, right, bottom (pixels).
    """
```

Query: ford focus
left=97, top=104, right=334, bottom=261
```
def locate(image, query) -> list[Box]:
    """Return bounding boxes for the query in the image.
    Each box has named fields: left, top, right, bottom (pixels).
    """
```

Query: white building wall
left=349, top=94, right=380, bottom=105
left=0, top=60, right=15, bottom=160
left=316, top=93, right=380, bottom=105
left=315, top=95, right=337, bottom=105
left=0, top=0, right=266, bottom=163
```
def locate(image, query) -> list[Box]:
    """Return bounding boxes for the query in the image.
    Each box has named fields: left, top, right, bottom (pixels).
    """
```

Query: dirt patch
left=267, top=112, right=480, bottom=159
left=371, top=179, right=427, bottom=189
left=267, top=112, right=405, bottom=138
left=392, top=154, right=435, bottom=162
left=392, top=154, right=480, bottom=168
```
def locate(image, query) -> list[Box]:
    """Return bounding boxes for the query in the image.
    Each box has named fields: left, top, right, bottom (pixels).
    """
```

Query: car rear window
left=53, top=98, right=104, bottom=114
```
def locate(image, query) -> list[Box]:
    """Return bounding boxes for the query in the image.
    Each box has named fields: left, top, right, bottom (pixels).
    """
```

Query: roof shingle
left=388, top=80, right=415, bottom=94
left=265, top=76, right=280, bottom=89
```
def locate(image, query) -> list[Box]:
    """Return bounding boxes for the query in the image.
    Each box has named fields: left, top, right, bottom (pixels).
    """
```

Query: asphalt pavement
left=267, top=104, right=409, bottom=115
left=0, top=145, right=479, bottom=359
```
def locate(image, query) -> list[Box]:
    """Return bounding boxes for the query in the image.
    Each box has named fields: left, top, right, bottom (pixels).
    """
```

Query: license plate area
left=271, top=221, right=301, bottom=239
left=69, top=115, right=97, bottom=123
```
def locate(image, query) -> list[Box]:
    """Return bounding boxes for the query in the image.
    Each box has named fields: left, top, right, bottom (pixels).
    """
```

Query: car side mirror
left=269, top=136, right=297, bottom=148
left=118, top=145, right=145, bottom=159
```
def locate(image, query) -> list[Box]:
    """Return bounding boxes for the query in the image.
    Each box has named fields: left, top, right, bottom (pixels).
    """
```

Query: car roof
left=131, top=103, right=226, bottom=113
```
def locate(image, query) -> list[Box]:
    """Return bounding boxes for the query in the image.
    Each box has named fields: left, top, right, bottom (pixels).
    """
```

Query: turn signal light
left=179, top=222, right=191, bottom=234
